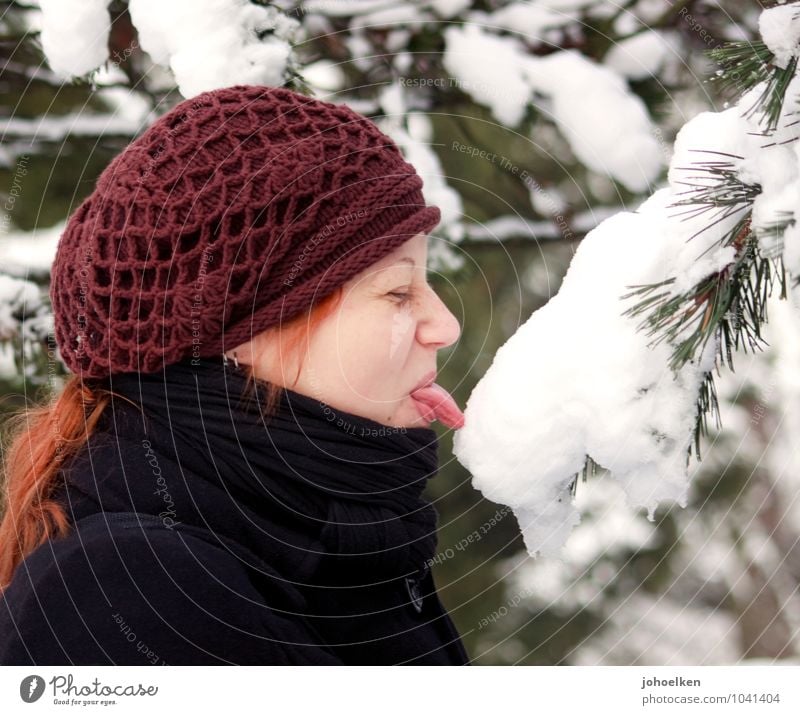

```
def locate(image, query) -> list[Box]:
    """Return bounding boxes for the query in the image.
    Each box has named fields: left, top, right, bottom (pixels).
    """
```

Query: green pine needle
left=707, top=40, right=774, bottom=95
left=707, top=38, right=800, bottom=133
left=753, top=211, right=796, bottom=259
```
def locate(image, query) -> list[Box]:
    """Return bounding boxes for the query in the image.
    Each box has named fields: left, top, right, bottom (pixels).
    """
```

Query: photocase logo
left=19, top=675, right=45, bottom=703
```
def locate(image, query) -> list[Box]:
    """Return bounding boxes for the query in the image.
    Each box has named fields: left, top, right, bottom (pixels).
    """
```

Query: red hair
left=0, top=286, right=343, bottom=592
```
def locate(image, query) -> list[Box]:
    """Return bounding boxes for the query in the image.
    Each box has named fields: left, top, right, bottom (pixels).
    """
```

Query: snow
left=301, top=0, right=396, bottom=17
left=38, top=0, right=112, bottom=78
left=94, top=88, right=153, bottom=127
left=504, top=475, right=657, bottom=613
left=476, top=2, right=575, bottom=38
left=127, top=0, right=300, bottom=97
left=453, top=22, right=800, bottom=559
left=604, top=30, right=679, bottom=81
left=759, top=289, right=800, bottom=541
left=463, top=215, right=564, bottom=242
left=522, top=49, right=664, bottom=193
left=0, top=112, right=149, bottom=142
left=443, top=24, right=664, bottom=192
left=467, top=0, right=610, bottom=44
left=384, top=29, right=413, bottom=54
left=0, top=274, right=50, bottom=343
left=662, top=107, right=764, bottom=295
left=91, top=63, right=130, bottom=88
left=571, top=591, right=741, bottom=665
left=732, top=72, right=800, bottom=271
left=460, top=206, right=619, bottom=243
left=377, top=82, right=405, bottom=119
left=344, top=33, right=374, bottom=73
left=348, top=4, right=428, bottom=29
left=0, top=342, right=18, bottom=380
left=36, top=0, right=301, bottom=98
left=631, top=0, right=673, bottom=25
left=758, top=2, right=800, bottom=70
left=443, top=24, right=533, bottom=128
left=529, top=183, right=568, bottom=217
left=467, top=0, right=611, bottom=44
left=0, top=222, right=63, bottom=278
left=731, top=73, right=800, bottom=269
left=493, top=291, right=800, bottom=662
left=453, top=186, right=717, bottom=559
left=429, top=0, right=471, bottom=19
left=302, top=60, right=346, bottom=93
left=612, top=10, right=641, bottom=36
left=375, top=86, right=464, bottom=243
left=393, top=51, right=413, bottom=74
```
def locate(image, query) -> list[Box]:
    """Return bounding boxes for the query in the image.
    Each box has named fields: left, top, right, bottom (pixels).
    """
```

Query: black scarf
left=105, top=356, right=442, bottom=585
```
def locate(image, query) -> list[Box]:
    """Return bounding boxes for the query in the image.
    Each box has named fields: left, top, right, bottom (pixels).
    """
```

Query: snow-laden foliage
left=454, top=1, right=800, bottom=559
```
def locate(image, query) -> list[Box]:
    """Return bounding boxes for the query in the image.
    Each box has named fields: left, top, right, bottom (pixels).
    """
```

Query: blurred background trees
left=1, top=0, right=797, bottom=663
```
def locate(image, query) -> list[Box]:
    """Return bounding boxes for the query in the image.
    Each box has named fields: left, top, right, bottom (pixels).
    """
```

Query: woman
left=0, top=85, right=469, bottom=665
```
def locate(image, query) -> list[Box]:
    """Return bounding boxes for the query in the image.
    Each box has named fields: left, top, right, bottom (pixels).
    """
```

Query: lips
left=412, top=370, right=437, bottom=392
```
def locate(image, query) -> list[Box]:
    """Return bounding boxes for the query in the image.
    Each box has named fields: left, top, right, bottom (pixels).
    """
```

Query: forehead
left=346, top=235, right=428, bottom=287
left=367, top=255, right=416, bottom=280
left=371, top=234, right=428, bottom=271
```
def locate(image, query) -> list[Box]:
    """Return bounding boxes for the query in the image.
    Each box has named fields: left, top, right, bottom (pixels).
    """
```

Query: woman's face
left=231, top=233, right=461, bottom=428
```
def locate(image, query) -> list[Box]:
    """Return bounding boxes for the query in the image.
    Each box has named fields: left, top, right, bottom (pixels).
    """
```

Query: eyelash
left=388, top=290, right=412, bottom=305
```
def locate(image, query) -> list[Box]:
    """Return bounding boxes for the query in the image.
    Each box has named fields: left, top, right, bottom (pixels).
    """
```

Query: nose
left=417, top=283, right=461, bottom=349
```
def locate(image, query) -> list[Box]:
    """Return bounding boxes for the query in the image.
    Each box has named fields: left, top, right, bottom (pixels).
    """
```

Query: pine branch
left=669, top=150, right=762, bottom=228
left=752, top=210, right=795, bottom=259
left=621, top=153, right=764, bottom=368
left=708, top=38, right=800, bottom=132
left=622, top=219, right=779, bottom=369
left=620, top=140, right=790, bottom=462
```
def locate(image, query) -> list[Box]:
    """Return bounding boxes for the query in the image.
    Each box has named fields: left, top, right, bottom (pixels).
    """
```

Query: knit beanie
left=50, top=84, right=441, bottom=378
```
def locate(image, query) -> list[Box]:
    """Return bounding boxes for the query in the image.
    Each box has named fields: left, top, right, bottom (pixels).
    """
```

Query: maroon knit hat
left=50, top=84, right=440, bottom=378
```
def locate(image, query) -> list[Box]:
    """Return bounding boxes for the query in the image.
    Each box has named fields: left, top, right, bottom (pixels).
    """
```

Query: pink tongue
left=410, top=382, right=465, bottom=429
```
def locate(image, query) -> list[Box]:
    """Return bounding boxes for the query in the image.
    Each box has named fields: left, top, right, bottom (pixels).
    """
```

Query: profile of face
left=228, top=233, right=461, bottom=428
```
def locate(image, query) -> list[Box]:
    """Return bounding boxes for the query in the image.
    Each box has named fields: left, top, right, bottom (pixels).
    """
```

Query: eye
left=388, top=290, right=412, bottom=305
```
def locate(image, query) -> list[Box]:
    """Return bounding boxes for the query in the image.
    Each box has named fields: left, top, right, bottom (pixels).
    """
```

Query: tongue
left=410, top=382, right=465, bottom=429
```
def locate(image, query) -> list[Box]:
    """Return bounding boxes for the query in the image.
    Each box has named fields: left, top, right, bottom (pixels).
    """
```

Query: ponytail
left=0, top=376, right=111, bottom=591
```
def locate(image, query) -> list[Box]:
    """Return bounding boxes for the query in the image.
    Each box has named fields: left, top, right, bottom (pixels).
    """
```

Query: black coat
left=0, top=358, right=470, bottom=665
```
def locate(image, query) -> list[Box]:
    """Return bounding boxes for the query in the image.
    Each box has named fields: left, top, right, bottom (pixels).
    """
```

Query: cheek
left=331, top=307, right=394, bottom=362
left=353, top=308, right=415, bottom=376
left=310, top=304, right=416, bottom=390
left=344, top=303, right=415, bottom=354
left=387, top=305, right=416, bottom=360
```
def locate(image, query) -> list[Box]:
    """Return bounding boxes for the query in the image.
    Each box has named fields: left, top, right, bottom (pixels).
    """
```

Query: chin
left=406, top=397, right=432, bottom=428
left=375, top=400, right=427, bottom=429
